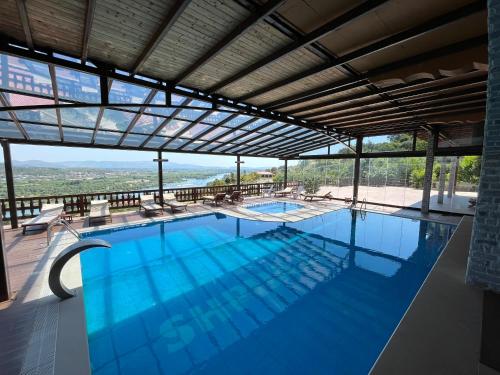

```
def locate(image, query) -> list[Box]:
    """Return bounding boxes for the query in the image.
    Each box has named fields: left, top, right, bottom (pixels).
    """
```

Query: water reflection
left=81, top=210, right=454, bottom=375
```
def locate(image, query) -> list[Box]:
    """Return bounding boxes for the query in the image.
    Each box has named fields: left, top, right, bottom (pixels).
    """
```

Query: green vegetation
left=272, top=135, right=481, bottom=192
left=0, top=165, right=226, bottom=197
left=207, top=171, right=260, bottom=186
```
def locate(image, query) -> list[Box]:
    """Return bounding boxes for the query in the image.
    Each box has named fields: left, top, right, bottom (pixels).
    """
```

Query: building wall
left=466, top=0, right=500, bottom=292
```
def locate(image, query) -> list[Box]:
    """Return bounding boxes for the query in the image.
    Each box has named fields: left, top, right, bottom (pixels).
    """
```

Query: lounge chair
left=89, top=200, right=112, bottom=225
left=293, top=185, right=305, bottom=199
left=262, top=186, right=274, bottom=198
left=22, top=203, right=64, bottom=234
left=202, top=192, right=226, bottom=206
left=140, top=194, right=163, bottom=216
left=225, top=191, right=243, bottom=204
left=274, top=187, right=294, bottom=197
left=163, top=193, right=188, bottom=213
left=303, top=191, right=334, bottom=201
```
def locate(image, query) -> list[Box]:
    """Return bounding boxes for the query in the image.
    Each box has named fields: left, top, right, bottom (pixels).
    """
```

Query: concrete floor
left=0, top=197, right=471, bottom=374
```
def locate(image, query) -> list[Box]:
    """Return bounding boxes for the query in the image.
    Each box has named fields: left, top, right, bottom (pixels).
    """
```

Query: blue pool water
left=246, top=201, right=303, bottom=214
left=80, top=209, right=455, bottom=375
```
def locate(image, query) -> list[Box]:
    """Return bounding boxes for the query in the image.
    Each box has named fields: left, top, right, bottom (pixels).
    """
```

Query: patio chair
left=303, top=191, right=334, bottom=201
left=202, top=192, right=226, bottom=206
left=274, top=187, right=294, bottom=197
left=293, top=185, right=305, bottom=200
left=89, top=200, right=112, bottom=225
left=261, top=186, right=274, bottom=198
left=225, top=191, right=243, bottom=204
left=140, top=194, right=163, bottom=216
left=163, top=193, right=188, bottom=213
left=21, top=203, right=64, bottom=234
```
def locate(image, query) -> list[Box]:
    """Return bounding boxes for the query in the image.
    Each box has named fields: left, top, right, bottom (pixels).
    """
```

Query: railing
left=0, top=182, right=295, bottom=221
left=47, top=218, right=82, bottom=245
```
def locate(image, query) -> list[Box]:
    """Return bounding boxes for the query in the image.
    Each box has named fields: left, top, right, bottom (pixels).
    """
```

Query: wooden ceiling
left=0, top=0, right=488, bottom=156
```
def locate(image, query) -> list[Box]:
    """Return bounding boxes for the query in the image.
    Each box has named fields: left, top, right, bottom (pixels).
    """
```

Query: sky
left=1, top=144, right=294, bottom=168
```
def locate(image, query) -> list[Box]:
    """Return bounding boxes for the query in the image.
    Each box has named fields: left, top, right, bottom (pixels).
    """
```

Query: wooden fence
left=0, top=182, right=296, bottom=221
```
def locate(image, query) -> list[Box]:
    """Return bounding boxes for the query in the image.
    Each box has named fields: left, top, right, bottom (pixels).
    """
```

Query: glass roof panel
left=15, top=108, right=58, bottom=124
left=121, top=134, right=149, bottom=147
left=0, top=54, right=53, bottom=97
left=182, top=124, right=211, bottom=139
left=197, top=142, right=222, bottom=152
left=182, top=141, right=206, bottom=151
left=247, top=134, right=273, bottom=145
left=172, top=94, right=188, bottom=106
left=188, top=99, right=212, bottom=108
left=55, top=67, right=100, bottom=103
left=132, top=114, right=164, bottom=134
left=0, top=110, right=10, bottom=120
left=203, top=111, right=232, bottom=125
left=224, top=115, right=252, bottom=128
left=144, top=136, right=167, bottom=148
left=23, top=123, right=60, bottom=140
left=60, top=107, right=100, bottom=128
left=145, top=91, right=176, bottom=117
left=164, top=138, right=189, bottom=149
left=109, top=80, right=151, bottom=104
left=94, top=130, right=121, bottom=145
left=240, top=118, right=270, bottom=131
left=0, top=120, right=24, bottom=138
left=217, top=143, right=238, bottom=152
left=176, top=108, right=206, bottom=122
left=258, top=121, right=285, bottom=133
left=218, top=130, right=246, bottom=143
left=201, top=126, right=229, bottom=141
left=158, top=119, right=189, bottom=137
left=272, top=125, right=300, bottom=135
left=63, top=128, right=93, bottom=143
left=100, top=109, right=135, bottom=132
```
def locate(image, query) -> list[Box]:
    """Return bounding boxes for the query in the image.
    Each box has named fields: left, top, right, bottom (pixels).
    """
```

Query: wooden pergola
left=0, top=1, right=489, bottom=295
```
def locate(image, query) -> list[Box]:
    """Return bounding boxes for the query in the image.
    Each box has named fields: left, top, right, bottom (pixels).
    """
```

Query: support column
left=437, top=158, right=446, bottom=204
left=154, top=151, right=167, bottom=207
left=284, top=159, right=288, bottom=188
left=467, top=0, right=500, bottom=294
left=447, top=157, right=458, bottom=198
left=352, top=136, right=363, bottom=202
left=235, top=156, right=243, bottom=191
left=0, top=215, right=11, bottom=302
left=421, top=129, right=438, bottom=214
left=1, top=142, right=18, bottom=229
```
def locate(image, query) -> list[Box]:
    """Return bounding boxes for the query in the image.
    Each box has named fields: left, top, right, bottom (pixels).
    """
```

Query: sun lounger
left=202, top=192, right=226, bottom=206
left=225, top=191, right=243, bottom=204
left=163, top=193, right=188, bottom=213
left=303, top=191, right=334, bottom=201
left=261, top=186, right=274, bottom=197
left=274, top=187, right=294, bottom=197
left=140, top=194, right=163, bottom=216
left=89, top=200, right=112, bottom=225
left=22, top=203, right=64, bottom=234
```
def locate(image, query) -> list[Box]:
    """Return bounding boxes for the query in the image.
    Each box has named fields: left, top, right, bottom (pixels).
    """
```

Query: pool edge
left=369, top=216, right=483, bottom=374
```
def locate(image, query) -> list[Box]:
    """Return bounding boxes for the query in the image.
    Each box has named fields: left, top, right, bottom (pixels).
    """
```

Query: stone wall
left=466, top=0, right=500, bottom=293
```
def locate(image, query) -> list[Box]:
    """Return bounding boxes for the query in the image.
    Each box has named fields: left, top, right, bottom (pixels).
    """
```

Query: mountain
left=11, top=160, right=233, bottom=171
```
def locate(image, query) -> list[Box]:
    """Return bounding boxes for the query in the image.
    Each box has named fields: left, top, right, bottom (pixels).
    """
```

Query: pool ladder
left=47, top=218, right=81, bottom=245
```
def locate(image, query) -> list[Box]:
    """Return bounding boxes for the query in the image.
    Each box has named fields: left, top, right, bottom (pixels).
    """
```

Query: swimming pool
left=245, top=201, right=304, bottom=214
left=80, top=209, right=455, bottom=374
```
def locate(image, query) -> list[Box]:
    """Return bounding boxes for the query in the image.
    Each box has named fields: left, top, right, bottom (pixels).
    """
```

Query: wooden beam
left=160, top=109, right=213, bottom=149
left=81, top=0, right=96, bottom=63
left=208, top=0, right=388, bottom=93
left=48, top=64, right=64, bottom=141
left=15, top=0, right=33, bottom=49
left=262, top=35, right=487, bottom=110
left=0, top=93, right=29, bottom=139
left=293, top=72, right=487, bottom=118
left=131, top=0, right=192, bottom=75
left=1, top=141, right=18, bottom=229
left=173, top=0, right=287, bottom=84
left=118, top=89, right=158, bottom=145
left=138, top=97, right=192, bottom=148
